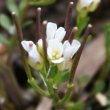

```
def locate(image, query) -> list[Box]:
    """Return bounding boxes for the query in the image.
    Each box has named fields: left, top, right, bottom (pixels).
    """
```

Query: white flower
left=63, top=40, right=81, bottom=61
left=21, top=40, right=42, bottom=66
left=46, top=22, right=66, bottom=42
left=58, top=39, right=81, bottom=71
left=79, top=0, right=93, bottom=7
left=47, top=39, right=64, bottom=64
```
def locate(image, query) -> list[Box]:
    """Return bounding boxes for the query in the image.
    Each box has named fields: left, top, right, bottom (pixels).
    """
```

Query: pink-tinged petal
left=21, top=40, right=34, bottom=52
left=46, top=22, right=57, bottom=40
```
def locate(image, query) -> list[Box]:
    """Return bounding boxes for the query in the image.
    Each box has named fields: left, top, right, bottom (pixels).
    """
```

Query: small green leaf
left=49, top=65, right=58, bottom=78
left=53, top=70, right=70, bottom=86
left=76, top=12, right=89, bottom=38
left=0, top=14, right=11, bottom=31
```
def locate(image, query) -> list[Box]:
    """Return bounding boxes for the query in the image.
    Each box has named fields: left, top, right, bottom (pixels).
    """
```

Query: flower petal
left=63, top=41, right=73, bottom=60
left=21, top=40, right=34, bottom=52
left=47, top=39, right=63, bottom=59
left=37, top=39, right=43, bottom=48
left=46, top=22, right=57, bottom=40
left=80, top=0, right=93, bottom=7
left=63, top=40, right=70, bottom=50
left=51, top=57, right=64, bottom=64
left=71, top=39, right=81, bottom=57
left=55, top=27, right=66, bottom=42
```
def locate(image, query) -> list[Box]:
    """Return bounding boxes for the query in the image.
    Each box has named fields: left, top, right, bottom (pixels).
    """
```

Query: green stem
left=28, top=77, right=49, bottom=97
left=58, top=83, right=74, bottom=104
left=45, top=79, right=58, bottom=102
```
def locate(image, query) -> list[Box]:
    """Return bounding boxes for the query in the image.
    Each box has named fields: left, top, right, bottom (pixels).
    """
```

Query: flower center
left=52, top=49, right=60, bottom=59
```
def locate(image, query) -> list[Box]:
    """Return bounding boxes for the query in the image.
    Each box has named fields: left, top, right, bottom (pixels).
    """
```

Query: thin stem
left=58, top=83, right=74, bottom=104
left=68, top=27, right=78, bottom=43
left=69, top=24, right=92, bottom=83
left=42, top=21, right=49, bottom=71
left=12, top=12, right=32, bottom=79
left=12, top=12, right=49, bottom=97
left=45, top=79, right=59, bottom=103
left=46, top=66, right=51, bottom=79
left=64, top=2, right=74, bottom=31
left=58, top=24, right=92, bottom=105
left=64, top=2, right=74, bottom=41
left=36, top=7, right=41, bottom=41
left=28, top=77, right=49, bottom=97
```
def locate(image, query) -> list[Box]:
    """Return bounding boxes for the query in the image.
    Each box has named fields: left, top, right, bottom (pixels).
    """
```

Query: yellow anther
left=52, top=49, right=60, bottom=59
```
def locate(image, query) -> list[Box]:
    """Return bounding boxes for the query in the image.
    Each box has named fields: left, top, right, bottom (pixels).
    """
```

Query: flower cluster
left=21, top=22, right=81, bottom=71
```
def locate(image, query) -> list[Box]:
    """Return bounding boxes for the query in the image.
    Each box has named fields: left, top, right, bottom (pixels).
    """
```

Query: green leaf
left=76, top=11, right=89, bottom=38
left=53, top=70, right=70, bottom=86
left=29, top=0, right=56, bottom=6
left=49, top=65, right=58, bottom=78
left=0, top=14, right=11, bottom=32
left=6, top=0, right=18, bottom=15
left=0, top=34, right=10, bottom=46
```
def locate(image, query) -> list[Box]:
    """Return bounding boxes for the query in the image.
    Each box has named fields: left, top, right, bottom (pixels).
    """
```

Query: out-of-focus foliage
left=103, top=24, right=110, bottom=58
left=29, top=0, right=56, bottom=6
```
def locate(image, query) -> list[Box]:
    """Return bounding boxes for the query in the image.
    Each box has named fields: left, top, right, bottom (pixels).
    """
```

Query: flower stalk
left=36, top=7, right=42, bottom=42
left=12, top=12, right=49, bottom=97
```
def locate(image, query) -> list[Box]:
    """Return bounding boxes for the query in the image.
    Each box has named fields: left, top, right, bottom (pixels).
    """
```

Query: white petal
left=80, top=0, right=93, bottom=7
left=51, top=58, right=64, bottom=64
left=47, top=39, right=63, bottom=59
left=28, top=44, right=41, bottom=63
left=46, top=22, right=57, bottom=40
left=55, top=27, right=66, bottom=42
left=37, top=39, right=43, bottom=48
left=71, top=39, right=81, bottom=57
left=63, top=40, right=70, bottom=50
left=63, top=41, right=73, bottom=60
left=21, top=40, right=34, bottom=52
